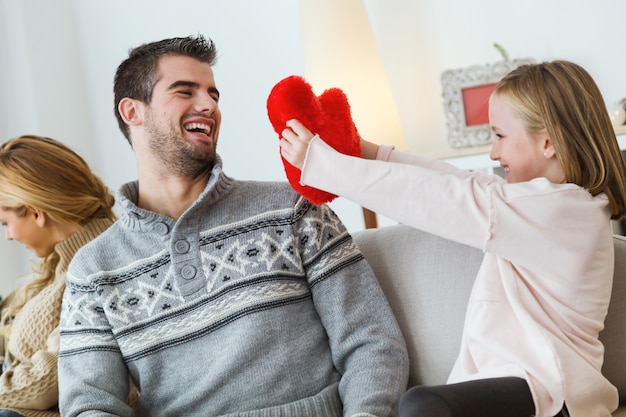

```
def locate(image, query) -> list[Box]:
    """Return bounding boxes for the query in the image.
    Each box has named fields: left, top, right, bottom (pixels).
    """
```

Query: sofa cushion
left=353, top=224, right=626, bottom=407
left=353, top=224, right=481, bottom=387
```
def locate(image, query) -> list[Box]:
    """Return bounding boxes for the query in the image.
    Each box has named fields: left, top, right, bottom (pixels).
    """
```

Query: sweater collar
left=117, top=154, right=235, bottom=228
left=54, top=217, right=115, bottom=273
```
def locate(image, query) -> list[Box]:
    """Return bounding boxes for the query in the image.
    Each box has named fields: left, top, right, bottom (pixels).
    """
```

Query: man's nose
left=195, top=94, right=217, bottom=114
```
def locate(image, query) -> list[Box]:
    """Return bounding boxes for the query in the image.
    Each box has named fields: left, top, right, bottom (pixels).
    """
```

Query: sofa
left=352, top=224, right=626, bottom=416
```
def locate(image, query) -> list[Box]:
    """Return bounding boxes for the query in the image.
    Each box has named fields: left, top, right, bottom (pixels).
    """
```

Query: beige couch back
left=352, top=224, right=626, bottom=405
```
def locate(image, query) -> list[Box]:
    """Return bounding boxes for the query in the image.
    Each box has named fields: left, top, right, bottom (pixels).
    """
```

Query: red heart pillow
left=266, top=75, right=361, bottom=205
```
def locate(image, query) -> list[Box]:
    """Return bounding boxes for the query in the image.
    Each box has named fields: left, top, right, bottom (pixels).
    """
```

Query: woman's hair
left=113, top=34, right=218, bottom=143
left=494, top=60, right=626, bottom=220
left=0, top=135, right=116, bottom=325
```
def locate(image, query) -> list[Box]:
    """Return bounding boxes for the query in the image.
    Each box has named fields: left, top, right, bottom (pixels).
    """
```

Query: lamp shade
left=299, top=0, right=406, bottom=150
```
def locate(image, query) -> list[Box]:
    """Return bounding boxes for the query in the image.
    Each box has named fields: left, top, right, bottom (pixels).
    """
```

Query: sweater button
left=154, top=222, right=169, bottom=235
left=181, top=264, right=197, bottom=280
left=174, top=239, right=190, bottom=253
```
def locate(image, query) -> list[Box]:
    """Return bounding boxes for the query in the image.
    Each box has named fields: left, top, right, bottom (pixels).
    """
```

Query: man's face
left=142, top=55, right=222, bottom=177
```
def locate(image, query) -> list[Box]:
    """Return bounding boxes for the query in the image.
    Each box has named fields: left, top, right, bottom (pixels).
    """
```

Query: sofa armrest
left=601, top=234, right=626, bottom=404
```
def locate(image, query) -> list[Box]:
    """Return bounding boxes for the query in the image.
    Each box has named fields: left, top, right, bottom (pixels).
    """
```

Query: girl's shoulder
left=497, top=177, right=593, bottom=201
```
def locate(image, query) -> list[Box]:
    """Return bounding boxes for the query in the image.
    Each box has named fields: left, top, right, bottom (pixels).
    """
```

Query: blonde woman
left=0, top=135, right=115, bottom=417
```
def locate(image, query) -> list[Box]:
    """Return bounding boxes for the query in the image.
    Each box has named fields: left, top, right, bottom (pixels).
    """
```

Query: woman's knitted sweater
left=0, top=218, right=113, bottom=417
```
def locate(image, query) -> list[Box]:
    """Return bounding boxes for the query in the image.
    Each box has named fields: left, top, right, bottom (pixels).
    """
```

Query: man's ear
left=118, top=98, right=144, bottom=127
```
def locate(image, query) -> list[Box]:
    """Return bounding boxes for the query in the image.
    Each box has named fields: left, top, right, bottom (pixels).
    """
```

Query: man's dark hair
left=113, top=35, right=218, bottom=144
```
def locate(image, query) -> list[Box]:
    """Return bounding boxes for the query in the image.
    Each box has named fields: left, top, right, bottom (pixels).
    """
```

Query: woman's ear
left=29, top=207, right=47, bottom=227
left=118, top=98, right=144, bottom=127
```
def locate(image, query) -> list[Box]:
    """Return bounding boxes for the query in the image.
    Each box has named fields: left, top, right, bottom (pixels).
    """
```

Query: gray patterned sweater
left=58, top=157, right=408, bottom=417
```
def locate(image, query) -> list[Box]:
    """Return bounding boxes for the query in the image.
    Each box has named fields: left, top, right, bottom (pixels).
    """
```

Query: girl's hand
left=280, top=119, right=315, bottom=169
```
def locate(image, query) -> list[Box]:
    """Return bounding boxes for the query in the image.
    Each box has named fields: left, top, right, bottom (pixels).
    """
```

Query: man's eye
left=177, top=91, right=192, bottom=96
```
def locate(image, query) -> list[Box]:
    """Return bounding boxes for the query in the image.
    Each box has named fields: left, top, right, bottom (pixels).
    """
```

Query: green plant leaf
left=493, top=43, right=509, bottom=61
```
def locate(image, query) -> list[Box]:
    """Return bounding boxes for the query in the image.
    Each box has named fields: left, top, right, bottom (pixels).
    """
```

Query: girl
left=279, top=60, right=626, bottom=417
left=0, top=135, right=116, bottom=417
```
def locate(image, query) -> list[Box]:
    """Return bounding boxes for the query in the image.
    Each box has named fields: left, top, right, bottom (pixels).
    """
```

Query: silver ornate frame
left=441, top=58, right=536, bottom=148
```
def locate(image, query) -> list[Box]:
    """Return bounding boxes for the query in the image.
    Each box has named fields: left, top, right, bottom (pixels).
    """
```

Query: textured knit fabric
left=58, top=155, right=409, bottom=417
left=298, top=137, right=618, bottom=417
left=0, top=218, right=113, bottom=417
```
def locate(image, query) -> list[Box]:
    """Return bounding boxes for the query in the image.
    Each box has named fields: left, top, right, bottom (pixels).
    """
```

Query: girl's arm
left=280, top=118, right=478, bottom=177
left=280, top=119, right=380, bottom=164
left=359, top=137, right=379, bottom=160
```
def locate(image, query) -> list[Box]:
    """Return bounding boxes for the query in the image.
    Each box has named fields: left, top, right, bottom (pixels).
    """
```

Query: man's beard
left=144, top=110, right=216, bottom=178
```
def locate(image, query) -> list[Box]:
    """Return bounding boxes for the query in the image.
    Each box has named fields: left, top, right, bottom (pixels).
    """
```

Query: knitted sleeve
left=294, top=202, right=409, bottom=417
left=58, top=260, right=134, bottom=417
left=0, top=306, right=60, bottom=410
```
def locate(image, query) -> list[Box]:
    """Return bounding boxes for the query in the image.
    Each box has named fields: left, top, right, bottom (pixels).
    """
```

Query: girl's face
left=0, top=207, right=55, bottom=258
left=488, top=94, right=562, bottom=183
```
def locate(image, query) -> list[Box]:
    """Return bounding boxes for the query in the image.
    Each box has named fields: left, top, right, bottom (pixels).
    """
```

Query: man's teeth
left=185, top=123, right=211, bottom=135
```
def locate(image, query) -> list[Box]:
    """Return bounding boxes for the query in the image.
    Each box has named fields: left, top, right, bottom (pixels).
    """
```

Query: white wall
left=0, top=0, right=625, bottom=296
left=364, top=0, right=626, bottom=156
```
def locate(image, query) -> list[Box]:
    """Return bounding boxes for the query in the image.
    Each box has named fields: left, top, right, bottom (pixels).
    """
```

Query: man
left=58, top=35, right=408, bottom=417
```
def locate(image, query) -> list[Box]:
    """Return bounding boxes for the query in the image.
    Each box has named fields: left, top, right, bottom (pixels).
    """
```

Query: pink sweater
left=299, top=137, right=618, bottom=417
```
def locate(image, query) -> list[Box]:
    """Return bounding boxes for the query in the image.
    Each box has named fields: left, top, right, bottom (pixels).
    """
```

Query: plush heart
left=266, top=75, right=361, bottom=205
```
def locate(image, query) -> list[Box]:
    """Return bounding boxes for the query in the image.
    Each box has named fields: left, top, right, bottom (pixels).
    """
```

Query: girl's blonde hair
left=0, top=135, right=116, bottom=325
left=494, top=60, right=626, bottom=220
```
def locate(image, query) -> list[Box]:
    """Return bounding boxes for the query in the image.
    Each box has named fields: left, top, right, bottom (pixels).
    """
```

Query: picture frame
left=441, top=58, right=536, bottom=148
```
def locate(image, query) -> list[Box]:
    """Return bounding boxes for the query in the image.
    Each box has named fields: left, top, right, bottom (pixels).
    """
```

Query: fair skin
left=279, top=119, right=318, bottom=168
left=281, top=94, right=566, bottom=184
left=117, top=55, right=222, bottom=220
left=0, top=207, right=78, bottom=258
left=488, top=94, right=565, bottom=184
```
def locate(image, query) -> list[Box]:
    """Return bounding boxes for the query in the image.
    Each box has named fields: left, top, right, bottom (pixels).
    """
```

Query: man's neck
left=136, top=171, right=211, bottom=220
